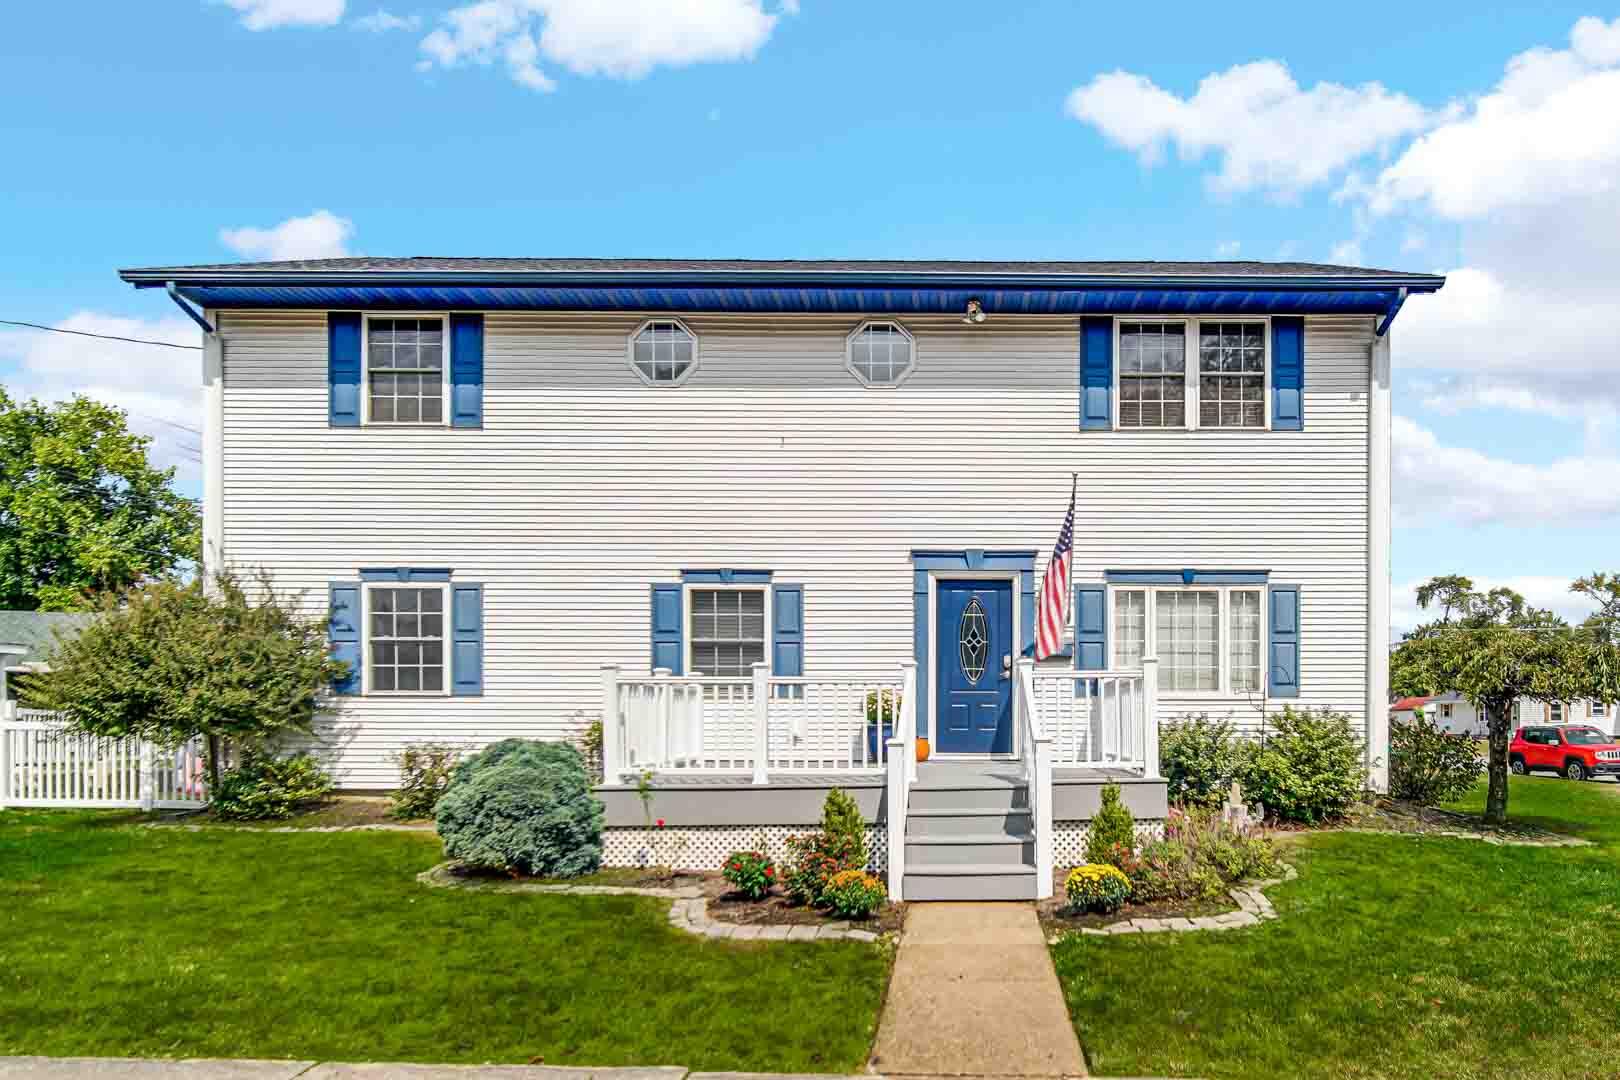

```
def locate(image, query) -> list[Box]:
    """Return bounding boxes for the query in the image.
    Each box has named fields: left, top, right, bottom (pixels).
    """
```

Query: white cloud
left=218, top=209, right=354, bottom=261
left=0, top=314, right=203, bottom=482
left=418, top=0, right=780, bottom=90
left=1065, top=60, right=1435, bottom=197
left=1355, top=17, right=1620, bottom=219
left=1393, top=415, right=1620, bottom=525
left=219, top=0, right=345, bottom=30
left=353, top=8, right=420, bottom=31
left=1392, top=574, right=1598, bottom=634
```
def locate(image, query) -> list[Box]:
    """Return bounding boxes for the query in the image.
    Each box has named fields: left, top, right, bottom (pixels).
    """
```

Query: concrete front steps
left=902, top=761, right=1039, bottom=901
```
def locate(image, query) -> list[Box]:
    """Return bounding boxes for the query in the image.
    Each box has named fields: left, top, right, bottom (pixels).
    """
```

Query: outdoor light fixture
left=962, top=298, right=987, bottom=324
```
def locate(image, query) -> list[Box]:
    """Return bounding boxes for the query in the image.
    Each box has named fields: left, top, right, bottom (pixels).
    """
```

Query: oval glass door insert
left=959, top=597, right=989, bottom=684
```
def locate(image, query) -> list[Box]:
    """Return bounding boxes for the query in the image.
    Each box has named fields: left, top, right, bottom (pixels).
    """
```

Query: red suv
left=1510, top=725, right=1620, bottom=781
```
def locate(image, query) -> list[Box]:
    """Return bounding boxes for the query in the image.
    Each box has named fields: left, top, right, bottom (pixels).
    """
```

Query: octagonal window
left=847, top=321, right=914, bottom=387
left=630, top=319, right=698, bottom=386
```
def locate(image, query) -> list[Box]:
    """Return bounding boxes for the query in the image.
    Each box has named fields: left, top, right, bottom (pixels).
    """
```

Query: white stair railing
left=886, top=660, right=917, bottom=901
left=1016, top=659, right=1054, bottom=899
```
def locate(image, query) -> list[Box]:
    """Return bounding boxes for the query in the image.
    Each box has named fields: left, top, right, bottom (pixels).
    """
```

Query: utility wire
left=0, top=320, right=201, bottom=351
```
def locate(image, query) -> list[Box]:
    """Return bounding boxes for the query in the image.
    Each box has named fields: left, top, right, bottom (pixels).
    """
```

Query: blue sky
left=2, top=1, right=1616, bottom=628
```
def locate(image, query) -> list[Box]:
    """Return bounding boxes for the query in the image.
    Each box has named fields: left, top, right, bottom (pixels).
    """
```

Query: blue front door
left=935, top=579, right=1014, bottom=754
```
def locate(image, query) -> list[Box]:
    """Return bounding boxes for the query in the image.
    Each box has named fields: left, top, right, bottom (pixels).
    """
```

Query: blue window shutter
left=1271, top=316, right=1304, bottom=431
left=1079, top=316, right=1112, bottom=430
left=1074, top=585, right=1106, bottom=670
left=328, top=312, right=362, bottom=427
left=451, top=583, right=484, bottom=696
left=651, top=584, right=683, bottom=674
left=328, top=582, right=361, bottom=695
left=1268, top=584, right=1301, bottom=698
left=772, top=584, right=804, bottom=677
left=450, top=313, right=484, bottom=429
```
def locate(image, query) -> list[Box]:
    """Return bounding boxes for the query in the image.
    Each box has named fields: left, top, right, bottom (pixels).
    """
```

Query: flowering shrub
left=1063, top=863, right=1131, bottom=914
left=722, top=850, right=776, bottom=899
left=1128, top=806, right=1279, bottom=902
left=783, top=831, right=852, bottom=906
left=823, top=870, right=887, bottom=918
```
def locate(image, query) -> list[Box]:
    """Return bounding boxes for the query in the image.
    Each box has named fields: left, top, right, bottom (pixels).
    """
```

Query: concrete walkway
left=870, top=903, right=1087, bottom=1077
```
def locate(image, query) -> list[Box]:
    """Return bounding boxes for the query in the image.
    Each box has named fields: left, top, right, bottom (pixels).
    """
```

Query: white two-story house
left=121, top=257, right=1443, bottom=900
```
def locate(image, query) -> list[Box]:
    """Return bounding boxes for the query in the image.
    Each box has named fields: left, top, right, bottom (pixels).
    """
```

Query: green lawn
left=0, top=811, right=889, bottom=1071
left=1053, top=777, right=1620, bottom=1080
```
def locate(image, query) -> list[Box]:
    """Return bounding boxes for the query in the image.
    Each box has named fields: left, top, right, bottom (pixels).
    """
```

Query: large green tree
left=20, top=571, right=348, bottom=788
left=0, top=390, right=200, bottom=610
left=1391, top=575, right=1620, bottom=824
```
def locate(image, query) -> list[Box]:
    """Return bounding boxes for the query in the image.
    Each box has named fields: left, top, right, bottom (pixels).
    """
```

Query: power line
left=0, top=320, right=201, bottom=351
left=131, top=412, right=203, bottom=437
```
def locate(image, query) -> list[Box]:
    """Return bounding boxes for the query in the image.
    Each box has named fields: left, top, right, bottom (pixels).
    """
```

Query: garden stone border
left=416, top=863, right=891, bottom=945
left=1047, top=862, right=1298, bottom=943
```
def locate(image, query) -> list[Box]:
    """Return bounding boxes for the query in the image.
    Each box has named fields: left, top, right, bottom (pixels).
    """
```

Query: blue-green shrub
left=435, top=739, right=604, bottom=877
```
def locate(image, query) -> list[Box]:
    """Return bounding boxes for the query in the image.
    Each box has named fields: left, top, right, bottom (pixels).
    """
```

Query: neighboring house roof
left=1391, top=695, right=1434, bottom=712
left=120, top=257, right=1445, bottom=326
left=0, top=611, right=94, bottom=666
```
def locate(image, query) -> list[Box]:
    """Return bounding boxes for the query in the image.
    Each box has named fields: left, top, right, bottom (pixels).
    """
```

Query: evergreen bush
left=820, top=788, right=868, bottom=869
left=1389, top=710, right=1485, bottom=805
left=435, top=739, right=604, bottom=877
left=1084, top=781, right=1136, bottom=864
left=1160, top=713, right=1249, bottom=808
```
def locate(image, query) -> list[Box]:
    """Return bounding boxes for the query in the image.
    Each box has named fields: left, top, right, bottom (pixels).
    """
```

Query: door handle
left=1001, top=653, right=1012, bottom=679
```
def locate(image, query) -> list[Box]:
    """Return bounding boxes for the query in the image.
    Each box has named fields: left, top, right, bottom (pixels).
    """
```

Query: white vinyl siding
left=215, top=309, right=1376, bottom=787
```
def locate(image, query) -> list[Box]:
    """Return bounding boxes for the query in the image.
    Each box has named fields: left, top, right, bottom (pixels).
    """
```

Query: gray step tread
left=907, top=807, right=1032, bottom=817
left=905, top=833, right=1035, bottom=845
left=903, top=863, right=1037, bottom=877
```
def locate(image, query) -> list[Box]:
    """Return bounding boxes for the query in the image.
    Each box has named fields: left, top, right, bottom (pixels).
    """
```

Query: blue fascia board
left=124, top=267, right=1447, bottom=290
left=152, top=283, right=1431, bottom=321
left=1105, top=569, right=1270, bottom=585
left=359, top=567, right=454, bottom=582
left=911, top=549, right=1037, bottom=572
left=680, top=568, right=774, bottom=584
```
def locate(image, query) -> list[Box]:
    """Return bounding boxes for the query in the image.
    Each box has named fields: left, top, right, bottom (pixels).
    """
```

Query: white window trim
left=1107, top=584, right=1267, bottom=699
left=845, top=319, right=918, bottom=388
left=628, top=317, right=700, bottom=388
left=684, top=582, right=772, bottom=679
left=360, top=581, right=451, bottom=697
left=361, top=312, right=452, bottom=428
left=1111, top=316, right=1271, bottom=432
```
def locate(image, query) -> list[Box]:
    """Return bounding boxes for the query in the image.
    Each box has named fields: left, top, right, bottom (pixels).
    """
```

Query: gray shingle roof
left=0, top=611, right=94, bottom=665
left=120, top=256, right=1429, bottom=280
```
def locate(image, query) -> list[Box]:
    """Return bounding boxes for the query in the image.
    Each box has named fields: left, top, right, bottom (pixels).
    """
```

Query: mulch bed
left=702, top=878, right=906, bottom=934
left=443, top=863, right=905, bottom=931
left=1036, top=866, right=1232, bottom=932
left=1339, top=798, right=1575, bottom=843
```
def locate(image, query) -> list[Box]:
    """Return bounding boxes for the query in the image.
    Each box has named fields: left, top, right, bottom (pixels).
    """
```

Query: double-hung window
left=366, top=316, right=447, bottom=424
left=365, top=583, right=448, bottom=693
left=1117, top=319, right=1268, bottom=431
left=1111, top=586, right=1265, bottom=695
left=689, top=588, right=767, bottom=678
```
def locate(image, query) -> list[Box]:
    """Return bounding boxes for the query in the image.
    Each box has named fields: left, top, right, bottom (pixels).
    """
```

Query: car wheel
left=1510, top=757, right=1527, bottom=775
left=1565, top=760, right=1588, bottom=782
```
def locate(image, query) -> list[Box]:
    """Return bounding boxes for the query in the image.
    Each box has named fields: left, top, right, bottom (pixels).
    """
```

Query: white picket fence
left=0, top=707, right=209, bottom=809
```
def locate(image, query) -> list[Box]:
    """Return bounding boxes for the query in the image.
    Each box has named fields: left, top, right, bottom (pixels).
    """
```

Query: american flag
left=1035, top=475, right=1076, bottom=661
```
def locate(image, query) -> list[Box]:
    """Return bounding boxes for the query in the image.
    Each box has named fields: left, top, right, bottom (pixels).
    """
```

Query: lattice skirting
left=603, top=824, right=888, bottom=874
left=1052, top=819, right=1166, bottom=867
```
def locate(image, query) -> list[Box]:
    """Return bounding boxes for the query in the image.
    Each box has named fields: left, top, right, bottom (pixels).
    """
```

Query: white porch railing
left=600, top=663, right=911, bottom=784
left=885, top=661, right=917, bottom=902
left=1018, top=656, right=1159, bottom=897
left=1, top=706, right=209, bottom=810
left=1025, top=658, right=1160, bottom=774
